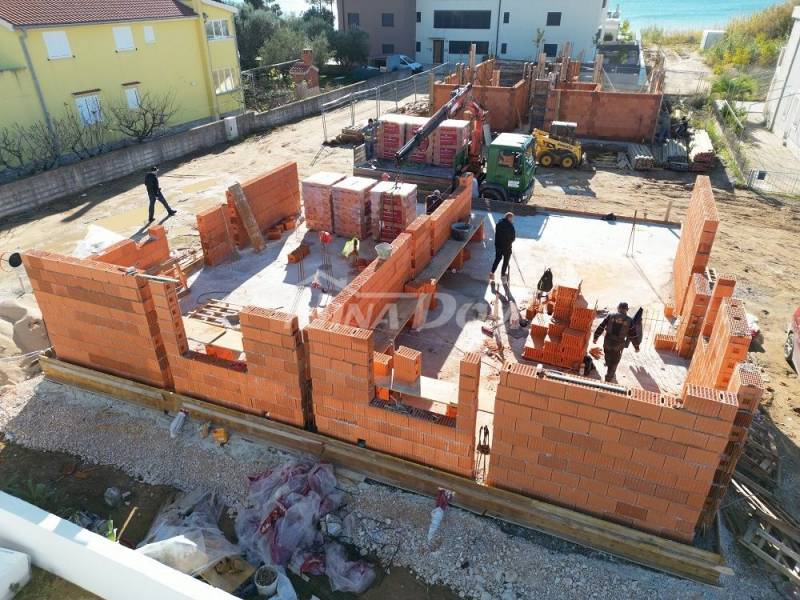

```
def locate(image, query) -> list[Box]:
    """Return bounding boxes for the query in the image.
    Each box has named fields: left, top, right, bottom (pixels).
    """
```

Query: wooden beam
left=39, top=355, right=728, bottom=586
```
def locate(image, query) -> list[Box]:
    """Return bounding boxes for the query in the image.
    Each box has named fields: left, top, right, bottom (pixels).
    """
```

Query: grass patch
left=641, top=26, right=702, bottom=47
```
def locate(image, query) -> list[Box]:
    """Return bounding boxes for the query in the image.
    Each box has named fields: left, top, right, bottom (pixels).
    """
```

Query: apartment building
left=415, top=0, right=608, bottom=63
left=765, top=6, right=800, bottom=159
left=0, top=0, right=242, bottom=135
left=335, top=0, right=416, bottom=60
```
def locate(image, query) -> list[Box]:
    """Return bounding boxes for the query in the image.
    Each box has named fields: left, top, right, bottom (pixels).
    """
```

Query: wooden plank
left=372, top=297, right=420, bottom=353
left=183, top=318, right=226, bottom=345
left=375, top=374, right=457, bottom=405
left=228, top=183, right=265, bottom=252
left=39, top=355, right=728, bottom=586
left=414, top=220, right=481, bottom=284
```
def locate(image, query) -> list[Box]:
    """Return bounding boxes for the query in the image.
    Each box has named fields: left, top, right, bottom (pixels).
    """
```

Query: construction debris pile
left=235, top=461, right=376, bottom=594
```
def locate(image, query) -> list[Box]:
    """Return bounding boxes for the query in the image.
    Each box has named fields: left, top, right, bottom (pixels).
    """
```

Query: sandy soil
left=1, top=99, right=798, bottom=518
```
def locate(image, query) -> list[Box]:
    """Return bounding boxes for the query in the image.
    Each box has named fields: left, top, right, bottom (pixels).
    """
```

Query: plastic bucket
left=254, top=565, right=278, bottom=597
left=375, top=243, right=393, bottom=260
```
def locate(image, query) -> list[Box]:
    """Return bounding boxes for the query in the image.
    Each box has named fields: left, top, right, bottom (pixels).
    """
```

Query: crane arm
left=394, top=83, right=473, bottom=165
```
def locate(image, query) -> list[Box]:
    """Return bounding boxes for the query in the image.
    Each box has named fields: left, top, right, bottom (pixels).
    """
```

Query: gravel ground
left=0, top=377, right=780, bottom=599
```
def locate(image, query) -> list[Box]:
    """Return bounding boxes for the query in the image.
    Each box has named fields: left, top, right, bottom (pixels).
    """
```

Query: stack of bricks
left=523, top=284, right=594, bottom=371
left=394, top=346, right=421, bottom=383
left=405, top=214, right=434, bottom=277
left=331, top=176, right=376, bottom=239
left=672, top=176, right=719, bottom=315
left=428, top=174, right=473, bottom=254
left=432, top=119, right=470, bottom=167
left=404, top=116, right=433, bottom=163
left=321, top=233, right=414, bottom=331
left=196, top=205, right=236, bottom=266
left=23, top=251, right=172, bottom=388
left=698, top=363, right=764, bottom=527
left=226, top=162, right=301, bottom=249
left=488, top=364, right=740, bottom=541
left=685, top=298, right=751, bottom=390
left=92, top=225, right=169, bottom=272
left=301, top=171, right=346, bottom=232
left=307, top=319, right=476, bottom=476
left=675, top=273, right=711, bottom=358
left=150, top=279, right=252, bottom=412
left=377, top=114, right=407, bottom=160
left=369, top=181, right=418, bottom=242
left=239, top=306, right=308, bottom=427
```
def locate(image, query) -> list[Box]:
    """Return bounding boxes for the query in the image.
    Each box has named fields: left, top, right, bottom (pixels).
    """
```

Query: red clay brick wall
left=433, top=83, right=524, bottom=131
left=699, top=362, right=764, bottom=526
left=92, top=225, right=169, bottom=271
left=150, top=279, right=252, bottom=412
left=196, top=205, right=235, bottom=266
left=673, top=176, right=719, bottom=315
left=240, top=306, right=308, bottom=427
left=487, top=363, right=737, bottom=542
left=676, top=273, right=711, bottom=358
left=308, top=319, right=476, bottom=476
left=544, top=86, right=662, bottom=142
left=23, top=251, right=172, bottom=388
left=685, top=298, right=751, bottom=390
left=702, top=275, right=736, bottom=338
left=226, top=162, right=301, bottom=249
left=149, top=282, right=309, bottom=422
left=429, top=174, right=472, bottom=254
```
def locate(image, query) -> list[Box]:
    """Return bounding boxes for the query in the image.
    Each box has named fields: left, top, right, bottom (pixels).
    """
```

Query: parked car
left=375, top=54, right=423, bottom=74
left=786, top=307, right=800, bottom=372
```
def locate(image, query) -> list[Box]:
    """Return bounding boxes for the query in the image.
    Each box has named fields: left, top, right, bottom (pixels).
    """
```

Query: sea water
left=620, top=0, right=782, bottom=32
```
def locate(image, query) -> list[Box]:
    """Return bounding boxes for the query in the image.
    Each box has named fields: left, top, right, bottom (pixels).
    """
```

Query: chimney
left=302, top=48, right=313, bottom=66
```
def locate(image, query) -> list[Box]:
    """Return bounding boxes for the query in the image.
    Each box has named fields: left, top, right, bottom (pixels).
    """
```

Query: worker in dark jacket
left=593, top=302, right=641, bottom=383
left=144, top=166, right=176, bottom=223
left=491, top=212, right=516, bottom=282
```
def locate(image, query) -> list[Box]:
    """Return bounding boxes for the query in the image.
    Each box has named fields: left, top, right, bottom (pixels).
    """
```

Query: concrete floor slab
left=396, top=209, right=683, bottom=396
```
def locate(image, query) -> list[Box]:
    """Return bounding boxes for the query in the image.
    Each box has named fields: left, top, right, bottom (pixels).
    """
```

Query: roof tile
left=0, top=0, right=197, bottom=27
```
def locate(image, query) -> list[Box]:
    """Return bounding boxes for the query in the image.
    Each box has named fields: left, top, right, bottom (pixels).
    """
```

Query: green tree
left=259, top=26, right=309, bottom=65
left=330, top=29, right=369, bottom=67
left=234, top=4, right=279, bottom=69
left=309, top=34, right=331, bottom=68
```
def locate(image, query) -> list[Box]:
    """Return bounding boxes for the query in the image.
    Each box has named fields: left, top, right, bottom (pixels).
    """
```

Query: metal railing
left=319, top=63, right=454, bottom=142
left=746, top=168, right=800, bottom=197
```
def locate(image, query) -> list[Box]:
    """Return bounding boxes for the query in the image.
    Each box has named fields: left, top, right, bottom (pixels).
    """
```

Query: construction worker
left=490, top=212, right=515, bottom=282
left=144, top=166, right=176, bottom=223
left=426, top=189, right=443, bottom=214
left=364, top=118, right=377, bottom=161
left=593, top=302, right=641, bottom=383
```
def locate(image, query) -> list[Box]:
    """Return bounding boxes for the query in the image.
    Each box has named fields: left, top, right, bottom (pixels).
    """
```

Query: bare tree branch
left=108, top=91, right=179, bottom=142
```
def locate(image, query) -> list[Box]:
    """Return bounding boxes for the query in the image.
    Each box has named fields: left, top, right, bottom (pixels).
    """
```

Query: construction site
left=1, top=44, right=799, bottom=600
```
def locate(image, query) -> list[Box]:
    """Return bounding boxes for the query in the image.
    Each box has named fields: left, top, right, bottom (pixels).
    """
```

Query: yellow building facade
left=0, top=0, right=243, bottom=137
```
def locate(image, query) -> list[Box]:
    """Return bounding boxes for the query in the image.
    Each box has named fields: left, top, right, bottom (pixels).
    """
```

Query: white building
left=765, top=6, right=800, bottom=158
left=414, top=0, right=609, bottom=64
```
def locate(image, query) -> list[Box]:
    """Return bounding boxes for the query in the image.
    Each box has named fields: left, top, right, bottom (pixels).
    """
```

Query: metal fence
left=241, top=60, right=297, bottom=112
left=746, top=168, right=800, bottom=197
left=319, top=63, right=454, bottom=142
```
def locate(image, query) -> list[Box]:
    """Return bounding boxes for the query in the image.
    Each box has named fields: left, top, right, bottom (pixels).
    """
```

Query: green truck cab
left=480, top=133, right=537, bottom=203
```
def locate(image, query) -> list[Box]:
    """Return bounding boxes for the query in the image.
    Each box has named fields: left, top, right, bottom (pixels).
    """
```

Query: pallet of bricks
left=369, top=181, right=418, bottom=242
left=331, top=177, right=376, bottom=239
left=523, top=283, right=595, bottom=371
left=404, top=116, right=433, bottom=163
left=301, top=172, right=346, bottom=232
left=377, top=114, right=407, bottom=160
left=432, top=119, right=470, bottom=167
